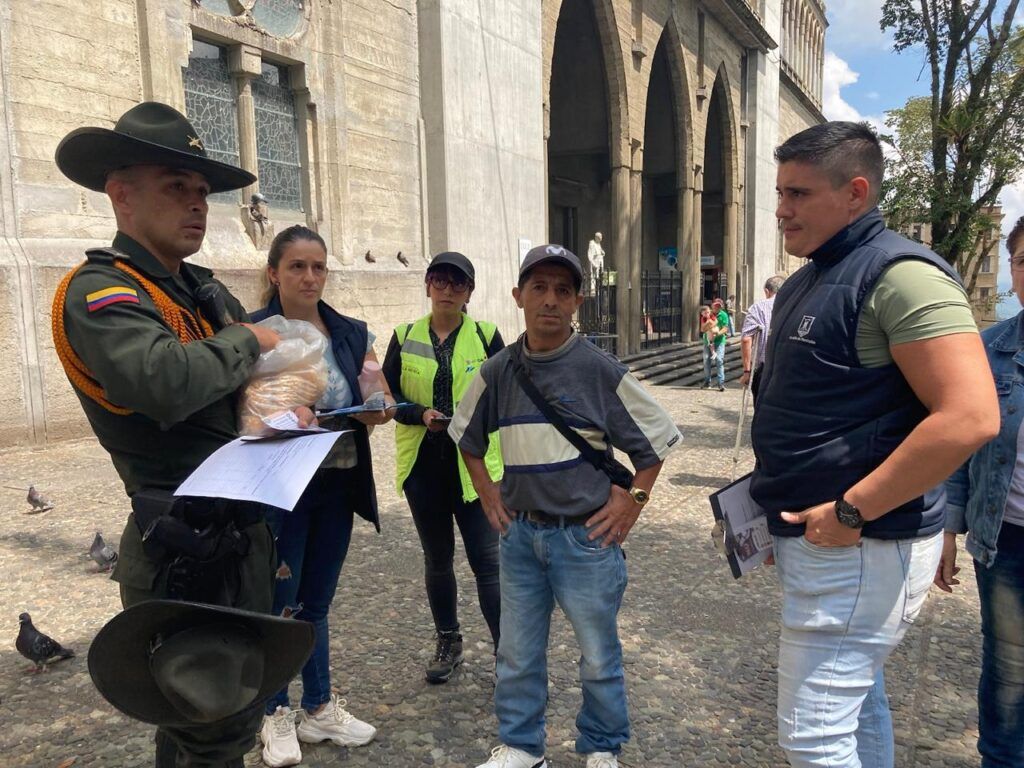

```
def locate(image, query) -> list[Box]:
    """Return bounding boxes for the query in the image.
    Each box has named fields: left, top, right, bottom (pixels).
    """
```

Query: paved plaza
left=0, top=384, right=984, bottom=767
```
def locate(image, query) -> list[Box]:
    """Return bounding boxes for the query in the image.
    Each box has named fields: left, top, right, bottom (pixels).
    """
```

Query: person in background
left=936, top=214, right=1024, bottom=767
left=382, top=251, right=504, bottom=683
left=739, top=275, right=785, bottom=402
left=252, top=225, right=391, bottom=768
left=700, top=302, right=728, bottom=391
left=725, top=294, right=737, bottom=335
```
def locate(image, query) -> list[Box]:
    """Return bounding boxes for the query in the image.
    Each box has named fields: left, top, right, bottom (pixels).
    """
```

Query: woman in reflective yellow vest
left=382, top=252, right=504, bottom=684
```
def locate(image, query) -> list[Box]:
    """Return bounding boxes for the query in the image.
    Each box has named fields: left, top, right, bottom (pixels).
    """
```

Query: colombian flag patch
left=86, top=286, right=140, bottom=312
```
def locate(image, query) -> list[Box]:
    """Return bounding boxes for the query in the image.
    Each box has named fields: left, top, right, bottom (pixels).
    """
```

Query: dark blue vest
left=750, top=208, right=961, bottom=540
left=252, top=297, right=380, bottom=531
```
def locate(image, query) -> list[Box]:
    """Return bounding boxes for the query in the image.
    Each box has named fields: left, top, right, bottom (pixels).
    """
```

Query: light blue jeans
left=703, top=340, right=725, bottom=386
left=773, top=531, right=942, bottom=767
left=495, top=517, right=629, bottom=757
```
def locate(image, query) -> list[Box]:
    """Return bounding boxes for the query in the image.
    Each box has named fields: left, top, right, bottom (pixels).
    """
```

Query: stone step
left=623, top=337, right=744, bottom=386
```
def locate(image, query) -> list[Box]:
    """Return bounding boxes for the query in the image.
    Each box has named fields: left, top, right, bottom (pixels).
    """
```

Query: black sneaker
left=426, top=631, right=463, bottom=684
left=699, top=381, right=710, bottom=390
left=718, top=385, right=725, bottom=392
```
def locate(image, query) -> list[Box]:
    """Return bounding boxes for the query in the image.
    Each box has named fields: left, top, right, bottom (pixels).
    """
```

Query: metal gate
left=641, top=270, right=683, bottom=349
left=577, top=270, right=617, bottom=354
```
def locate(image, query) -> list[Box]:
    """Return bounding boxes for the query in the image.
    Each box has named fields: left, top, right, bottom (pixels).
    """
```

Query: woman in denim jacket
left=938, top=216, right=1024, bottom=767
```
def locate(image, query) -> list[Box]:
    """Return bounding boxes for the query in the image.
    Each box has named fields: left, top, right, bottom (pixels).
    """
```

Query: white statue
left=587, top=231, right=605, bottom=288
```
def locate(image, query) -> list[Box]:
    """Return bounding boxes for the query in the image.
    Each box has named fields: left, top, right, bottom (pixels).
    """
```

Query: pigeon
left=88, top=532, right=118, bottom=572
left=16, top=613, right=74, bottom=673
left=396, top=250, right=409, bottom=267
left=365, top=249, right=376, bottom=263
left=26, top=485, right=53, bottom=513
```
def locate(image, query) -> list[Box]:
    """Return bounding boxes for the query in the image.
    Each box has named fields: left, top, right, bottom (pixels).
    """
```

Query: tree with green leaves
left=880, top=0, right=1024, bottom=300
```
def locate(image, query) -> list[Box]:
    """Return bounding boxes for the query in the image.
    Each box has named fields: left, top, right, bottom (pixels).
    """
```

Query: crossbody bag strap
left=508, top=340, right=608, bottom=472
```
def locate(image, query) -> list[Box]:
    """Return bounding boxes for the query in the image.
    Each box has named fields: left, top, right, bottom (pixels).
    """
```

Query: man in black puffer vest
left=750, top=122, right=999, bottom=767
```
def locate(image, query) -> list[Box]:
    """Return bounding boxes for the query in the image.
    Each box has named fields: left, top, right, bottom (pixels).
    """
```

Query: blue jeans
left=496, top=517, right=629, bottom=757
left=703, top=341, right=725, bottom=386
left=774, top=532, right=942, bottom=767
left=975, top=522, right=1024, bottom=767
left=264, top=468, right=356, bottom=714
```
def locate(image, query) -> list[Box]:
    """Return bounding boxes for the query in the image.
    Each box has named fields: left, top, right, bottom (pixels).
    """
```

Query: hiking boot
left=296, top=694, right=376, bottom=747
left=260, top=706, right=301, bottom=767
left=475, top=744, right=548, bottom=768
left=426, top=630, right=463, bottom=684
left=586, top=752, right=619, bottom=768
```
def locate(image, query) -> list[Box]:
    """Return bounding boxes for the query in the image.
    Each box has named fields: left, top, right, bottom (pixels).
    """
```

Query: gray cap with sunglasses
left=427, top=251, right=475, bottom=282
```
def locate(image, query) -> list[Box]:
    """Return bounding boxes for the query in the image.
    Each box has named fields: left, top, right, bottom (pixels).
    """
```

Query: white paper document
left=175, top=432, right=343, bottom=511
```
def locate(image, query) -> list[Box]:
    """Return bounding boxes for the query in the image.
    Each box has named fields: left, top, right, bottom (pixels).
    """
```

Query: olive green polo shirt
left=62, top=232, right=260, bottom=495
left=855, top=259, right=978, bottom=367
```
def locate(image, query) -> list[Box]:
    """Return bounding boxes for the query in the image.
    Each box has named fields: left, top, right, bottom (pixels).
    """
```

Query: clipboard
left=709, top=472, right=773, bottom=578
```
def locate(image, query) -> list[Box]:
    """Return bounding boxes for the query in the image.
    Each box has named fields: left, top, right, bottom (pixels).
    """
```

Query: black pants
left=404, top=436, right=501, bottom=646
left=114, top=503, right=276, bottom=768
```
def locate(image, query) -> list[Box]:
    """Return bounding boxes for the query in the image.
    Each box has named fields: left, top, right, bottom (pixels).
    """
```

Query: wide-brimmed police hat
left=88, top=600, right=313, bottom=726
left=55, top=102, right=256, bottom=193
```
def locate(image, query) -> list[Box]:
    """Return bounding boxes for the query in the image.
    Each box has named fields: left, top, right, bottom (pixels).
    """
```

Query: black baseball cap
left=427, top=251, right=475, bottom=282
left=519, top=244, right=584, bottom=288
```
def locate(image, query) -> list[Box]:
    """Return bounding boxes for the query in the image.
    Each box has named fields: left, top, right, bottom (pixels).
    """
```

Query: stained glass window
left=183, top=40, right=241, bottom=203
left=253, top=62, right=302, bottom=210
left=252, top=0, right=304, bottom=37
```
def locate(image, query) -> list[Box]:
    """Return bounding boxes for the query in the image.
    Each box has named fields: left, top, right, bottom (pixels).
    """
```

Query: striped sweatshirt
left=449, top=332, right=682, bottom=516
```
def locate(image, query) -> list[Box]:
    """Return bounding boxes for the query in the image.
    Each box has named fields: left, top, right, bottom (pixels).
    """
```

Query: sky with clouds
left=822, top=0, right=1022, bottom=317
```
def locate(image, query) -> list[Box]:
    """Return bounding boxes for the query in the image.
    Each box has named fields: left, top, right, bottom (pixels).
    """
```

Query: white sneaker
left=586, top=752, right=619, bottom=768
left=474, top=744, right=548, bottom=768
left=260, top=707, right=302, bottom=767
left=296, top=694, right=376, bottom=747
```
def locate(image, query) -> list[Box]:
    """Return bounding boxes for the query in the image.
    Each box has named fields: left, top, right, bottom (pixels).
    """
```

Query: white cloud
left=825, top=0, right=892, bottom=53
left=997, top=182, right=1023, bottom=317
left=822, top=51, right=887, bottom=136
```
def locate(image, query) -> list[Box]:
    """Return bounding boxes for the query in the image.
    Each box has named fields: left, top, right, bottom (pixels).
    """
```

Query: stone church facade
left=0, top=0, right=824, bottom=447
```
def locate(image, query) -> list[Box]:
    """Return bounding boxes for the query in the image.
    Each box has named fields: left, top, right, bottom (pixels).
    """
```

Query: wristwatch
left=628, top=487, right=651, bottom=506
left=834, top=497, right=865, bottom=529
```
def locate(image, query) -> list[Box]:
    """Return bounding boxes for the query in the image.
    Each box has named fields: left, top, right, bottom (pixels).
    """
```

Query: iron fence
left=640, top=270, right=683, bottom=348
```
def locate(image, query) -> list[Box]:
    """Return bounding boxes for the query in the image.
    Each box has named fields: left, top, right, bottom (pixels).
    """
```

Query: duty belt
left=130, top=489, right=264, bottom=602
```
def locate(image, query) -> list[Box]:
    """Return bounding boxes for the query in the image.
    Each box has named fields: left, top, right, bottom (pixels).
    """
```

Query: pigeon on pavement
left=88, top=532, right=118, bottom=572
left=26, top=485, right=54, bottom=513
left=16, top=613, right=74, bottom=673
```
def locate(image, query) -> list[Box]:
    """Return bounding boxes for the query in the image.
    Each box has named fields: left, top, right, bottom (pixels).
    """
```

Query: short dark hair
left=775, top=122, right=884, bottom=203
left=764, top=274, right=785, bottom=294
left=1008, top=215, right=1024, bottom=257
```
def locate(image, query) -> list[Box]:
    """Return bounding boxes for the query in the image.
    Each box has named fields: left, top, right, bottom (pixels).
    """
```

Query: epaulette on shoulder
left=84, top=247, right=127, bottom=265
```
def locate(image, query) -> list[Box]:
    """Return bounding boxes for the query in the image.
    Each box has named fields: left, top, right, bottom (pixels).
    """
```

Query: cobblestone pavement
left=0, top=384, right=983, bottom=768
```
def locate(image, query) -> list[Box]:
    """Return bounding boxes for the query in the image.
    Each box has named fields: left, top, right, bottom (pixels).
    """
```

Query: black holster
left=131, top=490, right=256, bottom=603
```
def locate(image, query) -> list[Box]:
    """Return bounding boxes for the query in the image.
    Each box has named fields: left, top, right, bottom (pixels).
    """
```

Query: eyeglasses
left=427, top=273, right=472, bottom=293
left=1010, top=256, right=1024, bottom=272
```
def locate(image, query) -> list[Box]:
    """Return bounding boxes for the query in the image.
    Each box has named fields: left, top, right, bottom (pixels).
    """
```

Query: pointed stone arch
left=699, top=64, right=741, bottom=308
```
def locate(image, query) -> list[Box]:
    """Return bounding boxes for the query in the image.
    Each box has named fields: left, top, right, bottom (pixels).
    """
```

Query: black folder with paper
left=709, top=473, right=773, bottom=578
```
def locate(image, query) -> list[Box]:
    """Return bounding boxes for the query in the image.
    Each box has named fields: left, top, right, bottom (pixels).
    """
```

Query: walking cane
left=713, top=335, right=757, bottom=554
left=729, top=334, right=757, bottom=483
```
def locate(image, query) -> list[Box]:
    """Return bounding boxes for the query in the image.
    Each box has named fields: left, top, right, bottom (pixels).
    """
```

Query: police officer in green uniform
left=51, top=101, right=312, bottom=767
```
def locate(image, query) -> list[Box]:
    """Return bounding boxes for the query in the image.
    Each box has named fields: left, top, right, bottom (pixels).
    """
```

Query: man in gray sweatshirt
left=450, top=245, right=682, bottom=768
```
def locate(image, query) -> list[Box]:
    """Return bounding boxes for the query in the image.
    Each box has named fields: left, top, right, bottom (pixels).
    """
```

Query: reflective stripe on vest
left=394, top=314, right=503, bottom=501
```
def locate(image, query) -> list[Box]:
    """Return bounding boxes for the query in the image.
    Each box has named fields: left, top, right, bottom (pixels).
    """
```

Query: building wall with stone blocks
left=0, top=0, right=825, bottom=448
